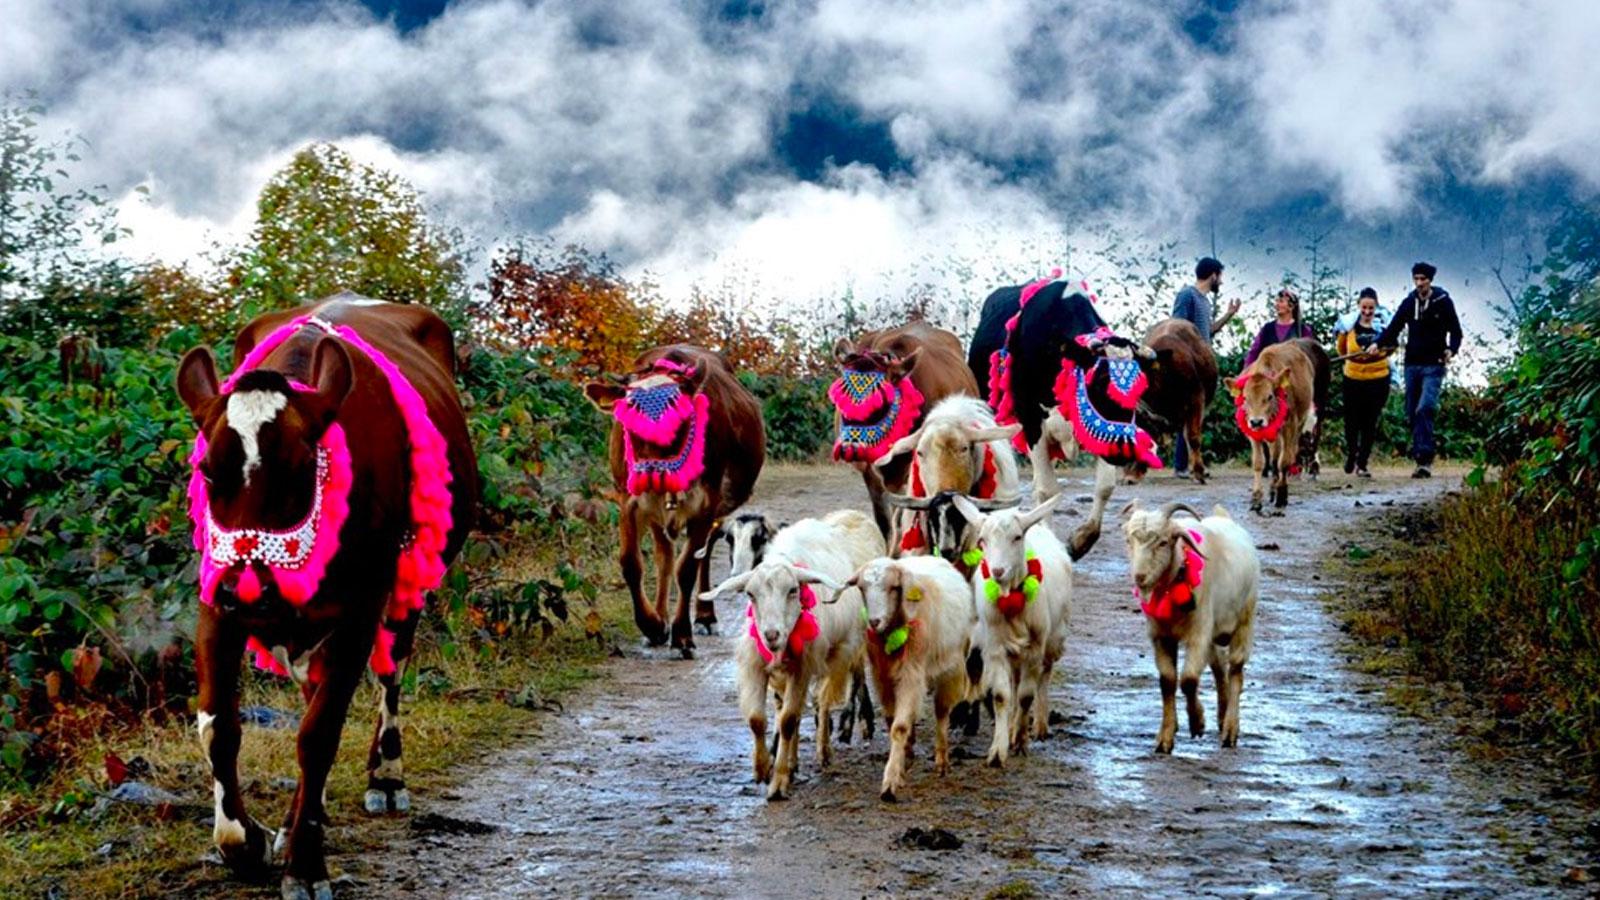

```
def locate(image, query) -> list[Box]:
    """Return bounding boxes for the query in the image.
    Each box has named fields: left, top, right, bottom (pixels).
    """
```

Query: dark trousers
left=1342, top=376, right=1390, bottom=469
left=1403, top=364, right=1445, bottom=465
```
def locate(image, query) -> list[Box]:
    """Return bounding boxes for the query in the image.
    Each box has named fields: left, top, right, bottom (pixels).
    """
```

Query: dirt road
left=347, top=464, right=1599, bottom=898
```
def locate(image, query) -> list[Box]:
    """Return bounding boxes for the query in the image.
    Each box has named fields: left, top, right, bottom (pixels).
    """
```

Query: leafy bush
left=739, top=373, right=834, bottom=462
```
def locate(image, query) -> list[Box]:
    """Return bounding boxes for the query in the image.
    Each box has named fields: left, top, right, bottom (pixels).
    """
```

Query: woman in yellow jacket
left=1337, top=287, right=1391, bottom=477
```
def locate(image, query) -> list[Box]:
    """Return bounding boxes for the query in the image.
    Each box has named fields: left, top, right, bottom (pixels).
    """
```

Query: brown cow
left=176, top=295, right=477, bottom=900
left=1132, top=318, right=1219, bottom=483
left=1234, top=341, right=1317, bottom=514
left=585, top=345, right=765, bottom=658
left=57, top=333, right=106, bottom=390
left=830, top=321, right=978, bottom=542
left=1291, top=337, right=1332, bottom=478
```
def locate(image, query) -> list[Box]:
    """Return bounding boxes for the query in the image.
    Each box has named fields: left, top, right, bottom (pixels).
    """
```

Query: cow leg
left=1273, top=437, right=1290, bottom=512
left=1250, top=440, right=1266, bottom=514
left=1068, top=460, right=1118, bottom=560
left=649, top=524, right=674, bottom=642
left=671, top=516, right=714, bottom=658
left=1029, top=437, right=1062, bottom=500
left=1186, top=398, right=1208, bottom=484
left=196, top=604, right=273, bottom=877
left=364, top=615, right=417, bottom=815
left=858, top=464, right=890, bottom=541
left=620, top=502, right=666, bottom=645
left=281, top=629, right=370, bottom=900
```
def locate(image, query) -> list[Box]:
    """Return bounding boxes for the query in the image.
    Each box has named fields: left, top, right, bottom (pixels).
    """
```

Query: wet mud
left=347, top=464, right=1600, bottom=898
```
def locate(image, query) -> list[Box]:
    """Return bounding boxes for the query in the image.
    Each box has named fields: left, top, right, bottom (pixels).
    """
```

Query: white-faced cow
left=830, top=321, right=978, bottom=542
left=178, top=295, right=477, bottom=900
left=969, top=274, right=1163, bottom=559
left=585, top=345, right=765, bottom=658
left=1233, top=341, right=1318, bottom=514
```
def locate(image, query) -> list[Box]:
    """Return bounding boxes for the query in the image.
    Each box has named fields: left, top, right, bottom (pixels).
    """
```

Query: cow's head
left=1234, top=367, right=1289, bottom=432
left=585, top=356, right=709, bottom=461
left=178, top=339, right=353, bottom=534
left=1121, top=500, right=1205, bottom=595
left=833, top=339, right=921, bottom=382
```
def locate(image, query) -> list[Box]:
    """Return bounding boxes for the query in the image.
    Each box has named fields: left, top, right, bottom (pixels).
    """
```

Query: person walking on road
left=1169, top=256, right=1239, bottom=477
left=1375, top=261, right=1463, bottom=479
left=1335, top=287, right=1391, bottom=478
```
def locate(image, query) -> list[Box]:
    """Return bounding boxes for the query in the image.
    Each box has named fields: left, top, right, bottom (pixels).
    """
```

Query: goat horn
left=1158, top=501, right=1201, bottom=521
left=883, top=492, right=933, bottom=510
left=961, top=494, right=1023, bottom=511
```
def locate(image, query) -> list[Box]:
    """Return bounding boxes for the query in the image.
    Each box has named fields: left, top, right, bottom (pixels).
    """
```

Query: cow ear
left=176, top=347, right=221, bottom=426
left=1276, top=371, right=1291, bottom=390
left=833, top=338, right=855, bottom=366
left=888, top=347, right=922, bottom=379
left=306, top=338, right=353, bottom=437
left=584, top=381, right=627, bottom=412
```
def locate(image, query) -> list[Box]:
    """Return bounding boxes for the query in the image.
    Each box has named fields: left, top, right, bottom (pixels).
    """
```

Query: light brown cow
left=1133, top=318, right=1219, bottom=483
left=1234, top=342, right=1317, bottom=514
left=585, top=345, right=765, bottom=658
left=831, top=321, right=978, bottom=541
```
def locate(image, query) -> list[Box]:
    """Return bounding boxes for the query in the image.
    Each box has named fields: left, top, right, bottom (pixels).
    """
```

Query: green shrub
left=739, top=373, right=834, bottom=462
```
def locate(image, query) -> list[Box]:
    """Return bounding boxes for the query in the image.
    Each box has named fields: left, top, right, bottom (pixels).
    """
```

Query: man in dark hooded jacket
left=1376, top=261, right=1463, bottom=478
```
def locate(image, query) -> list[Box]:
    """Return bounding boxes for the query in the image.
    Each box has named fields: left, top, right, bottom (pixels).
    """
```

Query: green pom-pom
left=859, top=605, right=869, bottom=623
left=1025, top=547, right=1037, bottom=562
left=1023, top=575, right=1040, bottom=603
left=984, top=579, right=1001, bottom=604
left=962, top=548, right=984, bottom=567
left=884, top=624, right=910, bottom=655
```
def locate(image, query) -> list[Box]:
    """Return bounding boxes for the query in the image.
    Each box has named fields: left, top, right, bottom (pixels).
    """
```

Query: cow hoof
left=363, top=787, right=410, bottom=815
left=219, top=818, right=275, bottom=877
left=281, top=876, right=334, bottom=900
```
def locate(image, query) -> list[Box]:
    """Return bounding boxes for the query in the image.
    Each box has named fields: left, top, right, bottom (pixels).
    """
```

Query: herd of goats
left=177, top=279, right=1318, bottom=897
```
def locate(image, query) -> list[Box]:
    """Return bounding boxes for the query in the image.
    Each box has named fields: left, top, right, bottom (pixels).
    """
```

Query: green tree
left=0, top=99, right=128, bottom=340
left=225, top=143, right=469, bottom=318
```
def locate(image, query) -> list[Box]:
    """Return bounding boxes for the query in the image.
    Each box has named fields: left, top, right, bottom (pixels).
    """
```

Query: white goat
left=1122, top=501, right=1259, bottom=753
left=841, top=555, right=974, bottom=801
left=952, top=493, right=1073, bottom=767
left=875, top=394, right=1021, bottom=556
left=703, top=511, right=883, bottom=800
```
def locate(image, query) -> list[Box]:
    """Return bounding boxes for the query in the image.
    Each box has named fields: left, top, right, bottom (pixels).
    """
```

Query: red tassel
left=236, top=565, right=262, bottom=603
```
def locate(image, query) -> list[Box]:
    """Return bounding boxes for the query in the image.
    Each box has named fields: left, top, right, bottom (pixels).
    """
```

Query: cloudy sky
left=5, top=0, right=1597, bottom=349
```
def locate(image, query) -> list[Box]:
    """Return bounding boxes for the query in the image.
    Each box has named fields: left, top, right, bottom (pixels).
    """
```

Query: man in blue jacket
left=1376, top=261, right=1463, bottom=478
left=1168, top=256, right=1239, bottom=476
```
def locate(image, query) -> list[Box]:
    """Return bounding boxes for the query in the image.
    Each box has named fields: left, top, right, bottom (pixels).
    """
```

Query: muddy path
left=347, top=464, right=1599, bottom=898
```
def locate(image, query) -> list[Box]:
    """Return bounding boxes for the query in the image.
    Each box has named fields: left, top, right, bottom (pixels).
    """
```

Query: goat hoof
left=1154, top=736, right=1175, bottom=755
left=280, top=876, right=334, bottom=900
left=986, top=753, right=1004, bottom=769
left=765, top=786, right=790, bottom=803
left=880, top=787, right=898, bottom=803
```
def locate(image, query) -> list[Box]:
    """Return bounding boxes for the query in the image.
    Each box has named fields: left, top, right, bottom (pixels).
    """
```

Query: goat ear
left=795, top=567, right=844, bottom=592
left=701, top=572, right=751, bottom=601
left=1021, top=492, right=1063, bottom=530
left=176, top=347, right=220, bottom=426
left=966, top=423, right=1021, bottom=445
left=1120, top=498, right=1141, bottom=518
left=1177, top=527, right=1207, bottom=560
left=694, top=524, right=722, bottom=560
left=873, top=429, right=922, bottom=467
left=950, top=493, right=986, bottom=526
left=584, top=380, right=627, bottom=412
left=833, top=337, right=855, bottom=366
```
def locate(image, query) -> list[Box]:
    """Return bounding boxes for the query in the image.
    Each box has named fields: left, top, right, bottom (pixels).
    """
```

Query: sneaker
left=1357, top=468, right=1372, bottom=478
left=1343, top=460, right=1355, bottom=475
left=1172, top=469, right=1190, bottom=480
left=1411, top=466, right=1431, bottom=479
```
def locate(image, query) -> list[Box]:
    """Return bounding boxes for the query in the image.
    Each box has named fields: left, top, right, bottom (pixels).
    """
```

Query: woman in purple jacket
left=1244, top=288, right=1317, bottom=366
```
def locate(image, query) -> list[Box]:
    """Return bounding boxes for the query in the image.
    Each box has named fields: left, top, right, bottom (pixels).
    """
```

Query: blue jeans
left=1173, top=431, right=1189, bottom=472
left=1403, top=364, right=1445, bottom=465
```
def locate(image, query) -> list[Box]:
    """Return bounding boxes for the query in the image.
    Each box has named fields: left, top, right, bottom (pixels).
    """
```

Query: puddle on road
left=341, top=467, right=1596, bottom=899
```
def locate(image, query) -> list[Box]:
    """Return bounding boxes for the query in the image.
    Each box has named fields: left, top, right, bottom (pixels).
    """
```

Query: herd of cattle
left=176, top=281, right=1325, bottom=898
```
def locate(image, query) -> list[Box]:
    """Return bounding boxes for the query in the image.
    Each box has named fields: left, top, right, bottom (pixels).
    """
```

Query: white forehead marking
left=226, top=390, right=288, bottom=484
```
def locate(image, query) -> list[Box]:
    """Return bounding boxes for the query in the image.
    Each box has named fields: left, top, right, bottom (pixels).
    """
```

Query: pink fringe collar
left=830, top=372, right=925, bottom=464
left=747, top=582, right=820, bottom=668
left=1138, top=530, right=1205, bottom=622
